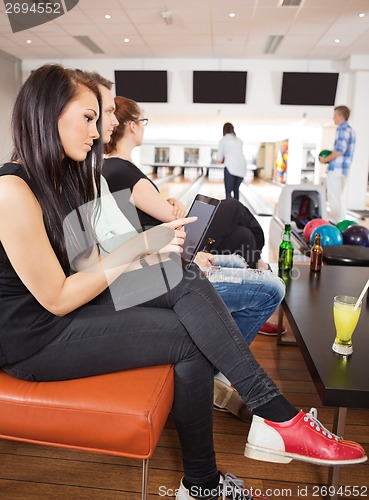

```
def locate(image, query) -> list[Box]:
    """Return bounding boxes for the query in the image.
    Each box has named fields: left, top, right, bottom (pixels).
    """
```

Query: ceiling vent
left=263, top=35, right=284, bottom=54
left=280, top=0, right=302, bottom=6
left=74, top=36, right=104, bottom=54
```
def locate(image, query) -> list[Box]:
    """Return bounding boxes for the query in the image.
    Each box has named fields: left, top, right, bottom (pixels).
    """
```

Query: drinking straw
left=354, top=278, right=369, bottom=310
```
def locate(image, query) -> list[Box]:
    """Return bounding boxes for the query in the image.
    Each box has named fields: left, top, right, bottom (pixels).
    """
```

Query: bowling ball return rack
left=269, top=183, right=327, bottom=259
left=322, top=245, right=369, bottom=266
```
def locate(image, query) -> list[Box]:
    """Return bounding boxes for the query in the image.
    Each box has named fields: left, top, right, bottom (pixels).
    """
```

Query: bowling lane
left=150, top=169, right=206, bottom=203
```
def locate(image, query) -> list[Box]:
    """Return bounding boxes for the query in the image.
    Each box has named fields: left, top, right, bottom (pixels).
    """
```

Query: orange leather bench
left=0, top=365, right=174, bottom=499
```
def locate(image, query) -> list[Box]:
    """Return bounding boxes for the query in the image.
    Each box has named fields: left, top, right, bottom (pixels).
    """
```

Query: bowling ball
left=303, top=218, right=330, bottom=243
left=342, top=225, right=369, bottom=247
left=336, top=219, right=358, bottom=233
left=310, top=225, right=343, bottom=247
left=319, top=149, right=332, bottom=158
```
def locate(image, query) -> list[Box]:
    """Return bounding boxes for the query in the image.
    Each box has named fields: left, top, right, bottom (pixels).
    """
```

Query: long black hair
left=11, top=64, right=103, bottom=272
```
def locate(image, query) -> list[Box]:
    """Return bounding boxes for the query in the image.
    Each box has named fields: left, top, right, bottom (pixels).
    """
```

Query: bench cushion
left=0, top=365, right=174, bottom=459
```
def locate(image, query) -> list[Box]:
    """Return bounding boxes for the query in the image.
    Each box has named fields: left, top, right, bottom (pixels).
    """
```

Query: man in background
left=319, top=105, right=356, bottom=223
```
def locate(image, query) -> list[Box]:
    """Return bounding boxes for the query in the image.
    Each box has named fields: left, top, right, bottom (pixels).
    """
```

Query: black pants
left=203, top=198, right=265, bottom=268
left=4, top=264, right=280, bottom=484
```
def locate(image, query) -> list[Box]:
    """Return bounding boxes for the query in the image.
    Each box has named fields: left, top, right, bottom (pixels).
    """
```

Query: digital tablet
left=181, top=194, right=220, bottom=267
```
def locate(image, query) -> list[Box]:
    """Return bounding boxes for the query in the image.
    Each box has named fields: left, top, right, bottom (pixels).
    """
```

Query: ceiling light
left=334, top=38, right=340, bottom=43
left=26, top=39, right=32, bottom=44
left=359, top=13, right=365, bottom=18
left=105, top=14, right=111, bottom=19
left=229, top=12, right=236, bottom=18
left=264, top=35, right=284, bottom=54
left=124, top=38, right=130, bottom=43
left=74, top=36, right=104, bottom=54
left=160, top=10, right=172, bottom=25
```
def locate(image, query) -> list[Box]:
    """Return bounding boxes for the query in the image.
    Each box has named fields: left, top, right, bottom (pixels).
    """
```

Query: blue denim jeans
left=224, top=167, right=244, bottom=200
left=211, top=255, right=285, bottom=345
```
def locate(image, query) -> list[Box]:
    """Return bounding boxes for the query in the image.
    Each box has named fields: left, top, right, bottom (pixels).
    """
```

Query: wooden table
left=277, top=264, right=369, bottom=499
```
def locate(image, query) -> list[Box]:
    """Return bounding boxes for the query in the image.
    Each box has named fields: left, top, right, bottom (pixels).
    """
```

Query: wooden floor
left=1, top=177, right=368, bottom=499
left=1, top=317, right=368, bottom=499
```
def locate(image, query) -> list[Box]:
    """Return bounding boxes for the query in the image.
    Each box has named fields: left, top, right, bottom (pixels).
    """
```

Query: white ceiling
left=1, top=0, right=369, bottom=145
left=1, top=0, right=369, bottom=61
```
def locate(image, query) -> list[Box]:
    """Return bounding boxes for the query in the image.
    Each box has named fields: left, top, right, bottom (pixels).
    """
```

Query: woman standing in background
left=217, top=122, right=247, bottom=200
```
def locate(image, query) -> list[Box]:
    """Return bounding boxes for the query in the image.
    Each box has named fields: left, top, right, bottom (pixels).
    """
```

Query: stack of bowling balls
left=303, top=219, right=343, bottom=247
left=337, top=219, right=369, bottom=247
left=303, top=218, right=369, bottom=247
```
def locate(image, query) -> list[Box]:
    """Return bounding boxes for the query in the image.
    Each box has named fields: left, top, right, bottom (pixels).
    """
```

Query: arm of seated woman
left=131, top=179, right=178, bottom=222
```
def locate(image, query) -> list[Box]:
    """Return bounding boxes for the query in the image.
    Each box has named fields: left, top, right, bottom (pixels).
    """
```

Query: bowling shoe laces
left=176, top=472, right=269, bottom=499
left=245, top=407, right=367, bottom=466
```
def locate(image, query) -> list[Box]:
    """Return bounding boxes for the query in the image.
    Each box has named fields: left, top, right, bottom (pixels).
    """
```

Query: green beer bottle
left=278, top=223, right=294, bottom=273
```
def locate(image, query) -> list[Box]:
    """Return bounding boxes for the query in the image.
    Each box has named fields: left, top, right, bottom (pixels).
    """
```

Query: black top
left=0, top=163, right=76, bottom=367
left=103, top=158, right=162, bottom=231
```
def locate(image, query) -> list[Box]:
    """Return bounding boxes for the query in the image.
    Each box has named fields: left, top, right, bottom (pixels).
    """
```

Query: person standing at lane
left=217, top=122, right=247, bottom=200
left=319, top=105, right=356, bottom=223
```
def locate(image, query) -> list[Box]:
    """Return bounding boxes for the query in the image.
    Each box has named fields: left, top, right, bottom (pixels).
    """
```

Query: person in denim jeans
left=102, top=95, right=287, bottom=334
left=217, top=122, right=246, bottom=200
left=80, top=74, right=285, bottom=426
left=197, top=253, right=284, bottom=346
left=81, top=73, right=286, bottom=350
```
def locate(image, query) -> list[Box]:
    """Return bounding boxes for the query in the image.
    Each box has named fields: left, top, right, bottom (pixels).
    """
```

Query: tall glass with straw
left=332, top=279, right=369, bottom=356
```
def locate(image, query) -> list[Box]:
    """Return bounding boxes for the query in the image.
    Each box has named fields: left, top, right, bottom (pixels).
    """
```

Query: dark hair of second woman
left=10, top=65, right=103, bottom=272
left=104, top=96, right=140, bottom=155
left=223, top=122, right=235, bottom=136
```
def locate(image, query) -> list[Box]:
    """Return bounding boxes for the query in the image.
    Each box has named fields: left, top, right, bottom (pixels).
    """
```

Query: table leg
left=277, top=305, right=297, bottom=346
left=327, top=407, right=347, bottom=500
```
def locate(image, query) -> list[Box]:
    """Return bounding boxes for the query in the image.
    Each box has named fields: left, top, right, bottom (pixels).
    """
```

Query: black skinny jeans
left=5, top=263, right=281, bottom=484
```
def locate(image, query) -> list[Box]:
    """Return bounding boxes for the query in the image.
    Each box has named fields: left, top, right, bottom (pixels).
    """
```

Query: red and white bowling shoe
left=245, top=407, right=367, bottom=465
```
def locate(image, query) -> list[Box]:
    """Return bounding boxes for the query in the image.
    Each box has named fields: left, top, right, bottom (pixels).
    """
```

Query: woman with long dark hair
left=0, top=65, right=365, bottom=500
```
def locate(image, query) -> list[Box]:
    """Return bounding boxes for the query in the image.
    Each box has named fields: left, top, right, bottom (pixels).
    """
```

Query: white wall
left=0, top=51, right=21, bottom=165
left=19, top=57, right=367, bottom=192
left=21, top=57, right=351, bottom=140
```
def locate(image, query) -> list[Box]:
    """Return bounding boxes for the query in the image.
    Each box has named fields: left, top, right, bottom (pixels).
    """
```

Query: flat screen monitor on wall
left=193, top=71, right=247, bottom=103
left=114, top=70, right=168, bottom=103
left=280, top=72, right=339, bottom=106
